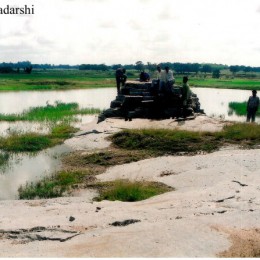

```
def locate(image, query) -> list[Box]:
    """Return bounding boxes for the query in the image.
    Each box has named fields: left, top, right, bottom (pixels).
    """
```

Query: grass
left=17, top=122, right=260, bottom=200
left=216, top=123, right=260, bottom=143
left=0, top=101, right=100, bottom=122
left=18, top=171, right=85, bottom=199
left=0, top=123, right=78, bottom=152
left=0, top=152, right=9, bottom=166
left=229, top=101, right=260, bottom=116
left=18, top=148, right=155, bottom=199
left=189, top=77, right=260, bottom=90
left=110, top=129, right=218, bottom=154
left=111, top=123, right=260, bottom=154
left=92, top=180, right=173, bottom=202
left=0, top=69, right=260, bottom=91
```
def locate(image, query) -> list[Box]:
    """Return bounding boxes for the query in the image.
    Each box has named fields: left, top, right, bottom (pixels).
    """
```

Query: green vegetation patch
left=0, top=152, right=9, bottom=166
left=189, top=78, right=260, bottom=90
left=229, top=101, right=260, bottom=116
left=0, top=124, right=78, bottom=152
left=111, top=129, right=218, bottom=154
left=0, top=102, right=100, bottom=122
left=111, top=123, right=260, bottom=154
left=18, top=171, right=85, bottom=199
left=62, top=149, right=153, bottom=175
left=216, top=123, right=260, bottom=143
left=92, top=180, right=173, bottom=202
left=0, top=133, right=52, bottom=152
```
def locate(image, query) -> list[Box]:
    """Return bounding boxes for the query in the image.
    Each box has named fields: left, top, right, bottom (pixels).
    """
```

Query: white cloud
left=0, top=0, right=260, bottom=66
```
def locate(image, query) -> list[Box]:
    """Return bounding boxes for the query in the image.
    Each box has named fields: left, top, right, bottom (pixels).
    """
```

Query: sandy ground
left=0, top=115, right=259, bottom=257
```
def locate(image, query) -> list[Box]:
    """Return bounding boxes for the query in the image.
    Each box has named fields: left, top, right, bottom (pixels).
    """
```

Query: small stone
left=69, top=216, right=75, bottom=222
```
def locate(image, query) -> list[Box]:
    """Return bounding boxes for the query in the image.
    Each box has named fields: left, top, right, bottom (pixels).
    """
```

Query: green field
left=0, top=69, right=260, bottom=91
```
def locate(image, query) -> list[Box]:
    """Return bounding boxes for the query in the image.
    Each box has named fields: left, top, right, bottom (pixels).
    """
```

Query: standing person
left=246, top=90, right=259, bottom=122
left=115, top=68, right=127, bottom=95
left=165, top=66, right=175, bottom=92
left=156, top=65, right=162, bottom=81
left=159, top=67, right=166, bottom=93
left=182, top=76, right=192, bottom=106
left=158, top=66, right=175, bottom=93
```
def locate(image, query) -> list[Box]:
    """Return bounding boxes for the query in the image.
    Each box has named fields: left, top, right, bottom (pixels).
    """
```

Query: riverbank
left=0, top=115, right=259, bottom=257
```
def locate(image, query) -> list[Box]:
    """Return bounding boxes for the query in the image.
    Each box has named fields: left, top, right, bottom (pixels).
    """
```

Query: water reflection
left=0, top=115, right=96, bottom=137
left=0, top=88, right=116, bottom=114
left=191, top=88, right=260, bottom=123
left=0, top=145, right=72, bottom=200
left=0, top=87, right=258, bottom=122
left=0, top=121, right=50, bottom=137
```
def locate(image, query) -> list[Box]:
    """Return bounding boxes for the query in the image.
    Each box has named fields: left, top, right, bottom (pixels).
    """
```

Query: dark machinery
left=98, top=80, right=204, bottom=123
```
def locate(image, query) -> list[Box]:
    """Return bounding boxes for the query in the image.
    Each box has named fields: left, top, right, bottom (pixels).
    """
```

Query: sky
left=0, top=0, right=260, bottom=66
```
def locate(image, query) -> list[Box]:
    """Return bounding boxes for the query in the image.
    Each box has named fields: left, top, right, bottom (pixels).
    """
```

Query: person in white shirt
left=159, top=66, right=175, bottom=93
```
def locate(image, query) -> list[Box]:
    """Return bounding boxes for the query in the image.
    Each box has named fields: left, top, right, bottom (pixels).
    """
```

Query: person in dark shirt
left=247, top=90, right=259, bottom=122
left=139, top=70, right=150, bottom=82
left=115, top=68, right=127, bottom=94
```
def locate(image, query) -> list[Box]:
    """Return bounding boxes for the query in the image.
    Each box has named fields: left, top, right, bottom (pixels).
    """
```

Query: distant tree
left=201, top=64, right=212, bottom=75
left=212, top=69, right=220, bottom=78
left=190, top=63, right=200, bottom=74
left=135, top=61, right=145, bottom=71
left=229, top=65, right=240, bottom=76
left=24, top=65, right=33, bottom=74
left=0, top=66, right=14, bottom=73
left=112, top=64, right=122, bottom=70
left=242, top=66, right=252, bottom=74
left=79, top=64, right=108, bottom=71
left=146, top=62, right=157, bottom=73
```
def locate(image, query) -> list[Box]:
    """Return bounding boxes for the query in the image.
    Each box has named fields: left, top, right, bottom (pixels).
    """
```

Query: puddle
left=0, top=144, right=72, bottom=200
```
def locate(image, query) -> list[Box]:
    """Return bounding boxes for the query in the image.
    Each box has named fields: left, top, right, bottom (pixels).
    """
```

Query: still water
left=0, top=145, right=72, bottom=200
left=0, top=87, right=257, bottom=121
left=0, top=87, right=258, bottom=200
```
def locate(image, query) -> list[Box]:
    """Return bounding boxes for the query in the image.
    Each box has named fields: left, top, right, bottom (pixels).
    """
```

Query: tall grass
left=0, top=101, right=100, bottom=122
left=229, top=101, right=260, bottom=116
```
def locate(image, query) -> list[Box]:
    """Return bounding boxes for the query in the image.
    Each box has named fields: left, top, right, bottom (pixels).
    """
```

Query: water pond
left=0, top=87, right=258, bottom=199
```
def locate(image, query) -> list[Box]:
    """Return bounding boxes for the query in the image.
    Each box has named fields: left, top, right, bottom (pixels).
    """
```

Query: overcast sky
left=0, top=0, right=260, bottom=66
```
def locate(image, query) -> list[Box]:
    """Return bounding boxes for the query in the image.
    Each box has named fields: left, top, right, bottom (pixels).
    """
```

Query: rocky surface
left=0, top=115, right=259, bottom=257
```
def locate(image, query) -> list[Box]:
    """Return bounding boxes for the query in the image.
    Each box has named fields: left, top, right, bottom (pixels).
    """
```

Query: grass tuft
left=93, top=180, right=173, bottom=202
left=0, top=123, right=78, bottom=152
left=18, top=171, right=85, bottom=199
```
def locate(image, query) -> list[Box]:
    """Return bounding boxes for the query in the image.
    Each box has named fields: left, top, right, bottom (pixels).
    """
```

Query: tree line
left=1, top=61, right=260, bottom=76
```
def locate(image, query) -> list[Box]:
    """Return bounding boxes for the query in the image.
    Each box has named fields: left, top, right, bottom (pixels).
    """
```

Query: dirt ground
left=0, top=115, right=259, bottom=257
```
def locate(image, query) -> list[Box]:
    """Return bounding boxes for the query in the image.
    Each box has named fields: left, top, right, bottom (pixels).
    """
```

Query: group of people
left=115, top=66, right=259, bottom=122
